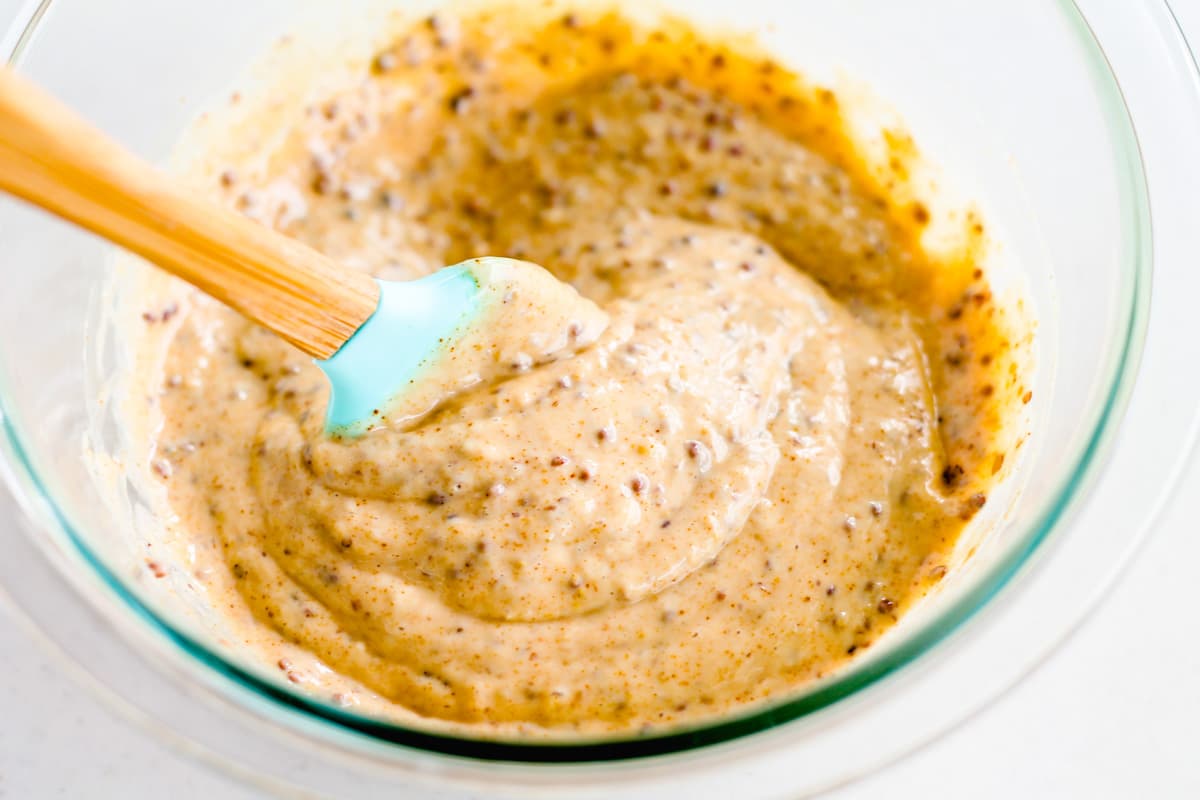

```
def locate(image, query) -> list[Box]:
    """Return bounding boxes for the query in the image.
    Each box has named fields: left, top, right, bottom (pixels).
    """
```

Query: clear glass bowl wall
left=0, top=0, right=1161, bottom=795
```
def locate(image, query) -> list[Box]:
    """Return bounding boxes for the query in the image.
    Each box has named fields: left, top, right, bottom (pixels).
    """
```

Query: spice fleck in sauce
left=141, top=7, right=1024, bottom=735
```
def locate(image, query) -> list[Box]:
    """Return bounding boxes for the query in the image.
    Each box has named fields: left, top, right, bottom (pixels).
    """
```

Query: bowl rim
left=0, top=0, right=1153, bottom=763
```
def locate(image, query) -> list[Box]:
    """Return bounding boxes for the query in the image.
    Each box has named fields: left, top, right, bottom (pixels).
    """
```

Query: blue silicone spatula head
left=317, top=263, right=480, bottom=436
left=317, top=256, right=608, bottom=437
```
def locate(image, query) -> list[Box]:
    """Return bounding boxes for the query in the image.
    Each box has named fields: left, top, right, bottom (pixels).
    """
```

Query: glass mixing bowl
left=2, top=0, right=1200, bottom=796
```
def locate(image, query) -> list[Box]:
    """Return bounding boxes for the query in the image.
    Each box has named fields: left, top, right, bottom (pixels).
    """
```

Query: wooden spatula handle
left=0, top=67, right=378, bottom=359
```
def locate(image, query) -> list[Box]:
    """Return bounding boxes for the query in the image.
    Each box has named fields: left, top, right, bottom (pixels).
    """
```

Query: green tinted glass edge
left=0, top=0, right=1153, bottom=763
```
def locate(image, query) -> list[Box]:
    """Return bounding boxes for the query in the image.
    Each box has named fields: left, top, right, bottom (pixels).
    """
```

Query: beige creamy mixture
left=134, top=8, right=1026, bottom=735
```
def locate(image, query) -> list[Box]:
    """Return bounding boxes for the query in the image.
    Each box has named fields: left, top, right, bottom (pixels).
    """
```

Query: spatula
left=0, top=67, right=603, bottom=436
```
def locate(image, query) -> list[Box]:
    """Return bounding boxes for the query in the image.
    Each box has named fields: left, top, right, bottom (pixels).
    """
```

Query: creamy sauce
left=136, top=7, right=1024, bottom=735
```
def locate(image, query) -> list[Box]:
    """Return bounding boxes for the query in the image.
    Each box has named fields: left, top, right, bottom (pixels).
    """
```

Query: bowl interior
left=0, top=0, right=1147, bottom=762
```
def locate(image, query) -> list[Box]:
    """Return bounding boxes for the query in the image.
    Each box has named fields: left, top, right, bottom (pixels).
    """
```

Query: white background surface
left=2, top=1, right=1199, bottom=798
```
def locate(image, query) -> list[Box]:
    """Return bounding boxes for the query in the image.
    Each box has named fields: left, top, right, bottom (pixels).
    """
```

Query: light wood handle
left=0, top=67, right=379, bottom=359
